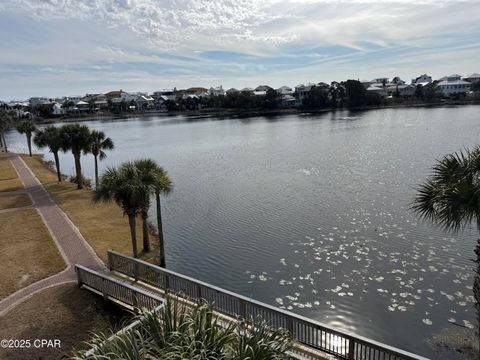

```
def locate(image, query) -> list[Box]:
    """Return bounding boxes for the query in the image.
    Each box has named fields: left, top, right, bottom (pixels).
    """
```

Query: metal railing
left=75, top=264, right=164, bottom=311
left=107, top=250, right=429, bottom=360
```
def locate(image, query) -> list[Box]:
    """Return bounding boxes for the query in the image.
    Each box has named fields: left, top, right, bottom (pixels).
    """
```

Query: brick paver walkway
left=0, top=156, right=105, bottom=315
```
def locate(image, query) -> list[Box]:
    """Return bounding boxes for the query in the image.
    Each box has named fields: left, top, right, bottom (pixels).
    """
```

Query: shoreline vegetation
left=35, top=98, right=480, bottom=124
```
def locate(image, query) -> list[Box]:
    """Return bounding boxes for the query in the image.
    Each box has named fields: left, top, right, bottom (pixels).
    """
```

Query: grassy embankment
left=21, top=154, right=160, bottom=264
left=0, top=158, right=65, bottom=299
left=0, top=283, right=126, bottom=359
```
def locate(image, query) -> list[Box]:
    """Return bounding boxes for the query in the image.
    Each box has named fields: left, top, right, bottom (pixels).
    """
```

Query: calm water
left=6, top=106, right=480, bottom=357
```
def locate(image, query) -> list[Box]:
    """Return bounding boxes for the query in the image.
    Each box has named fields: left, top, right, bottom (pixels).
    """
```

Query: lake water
left=6, top=106, right=480, bottom=357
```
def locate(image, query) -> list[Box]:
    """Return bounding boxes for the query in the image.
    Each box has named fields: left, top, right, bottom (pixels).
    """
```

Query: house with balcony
left=437, top=77, right=471, bottom=97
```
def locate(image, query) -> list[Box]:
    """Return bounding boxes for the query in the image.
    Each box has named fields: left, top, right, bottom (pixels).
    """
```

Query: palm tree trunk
left=27, top=133, right=32, bottom=156
left=53, top=151, right=61, bottom=182
left=94, top=154, right=99, bottom=188
left=0, top=132, right=3, bottom=147
left=2, top=132, right=7, bottom=152
left=142, top=210, right=150, bottom=252
left=128, top=214, right=138, bottom=258
left=473, top=240, right=480, bottom=359
left=73, top=152, right=83, bottom=189
left=156, top=191, right=166, bottom=267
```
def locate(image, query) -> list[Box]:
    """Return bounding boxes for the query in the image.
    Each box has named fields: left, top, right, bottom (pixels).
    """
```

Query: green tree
left=303, top=86, right=329, bottom=109
left=89, top=130, right=114, bottom=187
left=33, top=126, right=63, bottom=182
left=93, top=163, right=147, bottom=258
left=134, top=159, right=173, bottom=266
left=16, top=120, right=37, bottom=156
left=60, top=124, right=92, bottom=189
left=0, top=110, right=12, bottom=152
left=412, top=146, right=480, bottom=356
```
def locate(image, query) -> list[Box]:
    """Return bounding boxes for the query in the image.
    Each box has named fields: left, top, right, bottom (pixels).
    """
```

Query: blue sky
left=0, top=0, right=479, bottom=100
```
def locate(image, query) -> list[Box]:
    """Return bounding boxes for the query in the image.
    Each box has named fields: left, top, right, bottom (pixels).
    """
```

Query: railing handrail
left=107, top=250, right=429, bottom=360
left=76, top=264, right=165, bottom=303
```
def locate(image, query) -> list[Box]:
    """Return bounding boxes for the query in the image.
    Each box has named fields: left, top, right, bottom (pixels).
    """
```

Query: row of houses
left=2, top=73, right=479, bottom=117
left=363, top=73, right=480, bottom=98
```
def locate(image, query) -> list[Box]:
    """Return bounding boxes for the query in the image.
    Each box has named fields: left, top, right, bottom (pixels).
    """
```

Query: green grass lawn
left=0, top=283, right=127, bottom=359
left=21, top=155, right=160, bottom=264
left=0, top=208, right=66, bottom=299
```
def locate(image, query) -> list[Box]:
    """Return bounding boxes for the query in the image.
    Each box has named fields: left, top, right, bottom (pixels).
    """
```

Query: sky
left=0, top=0, right=479, bottom=100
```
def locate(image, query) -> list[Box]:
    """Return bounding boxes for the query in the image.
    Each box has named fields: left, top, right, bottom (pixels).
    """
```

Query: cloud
left=0, top=0, right=479, bottom=98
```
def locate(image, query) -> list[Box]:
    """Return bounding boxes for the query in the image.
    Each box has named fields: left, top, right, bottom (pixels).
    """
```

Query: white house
left=464, top=73, right=480, bottom=83
left=136, top=95, right=155, bottom=110
left=412, top=74, right=432, bottom=86
left=437, top=78, right=471, bottom=97
left=52, top=102, right=64, bottom=116
left=209, top=86, right=225, bottom=96
left=367, top=85, right=387, bottom=97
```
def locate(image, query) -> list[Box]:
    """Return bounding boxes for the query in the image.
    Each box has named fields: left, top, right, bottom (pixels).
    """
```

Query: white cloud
left=0, top=0, right=479, bottom=98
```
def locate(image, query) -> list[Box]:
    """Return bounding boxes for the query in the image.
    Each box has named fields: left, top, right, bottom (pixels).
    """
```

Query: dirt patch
left=0, top=283, right=130, bottom=359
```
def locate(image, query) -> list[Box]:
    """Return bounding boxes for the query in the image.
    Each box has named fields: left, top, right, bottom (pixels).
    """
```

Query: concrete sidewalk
left=0, top=155, right=105, bottom=315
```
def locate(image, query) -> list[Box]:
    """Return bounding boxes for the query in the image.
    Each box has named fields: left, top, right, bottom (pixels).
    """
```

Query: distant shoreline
left=36, top=99, right=480, bottom=124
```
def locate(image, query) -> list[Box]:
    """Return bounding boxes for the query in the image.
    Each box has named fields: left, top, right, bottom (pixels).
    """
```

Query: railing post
left=239, top=299, right=246, bottom=319
left=196, top=283, right=202, bottom=301
left=133, top=262, right=139, bottom=281
left=76, top=267, right=82, bottom=287
left=107, top=251, right=113, bottom=271
left=102, top=278, right=108, bottom=300
left=132, top=289, right=139, bottom=310
left=164, top=273, right=170, bottom=291
left=287, top=317, right=294, bottom=335
left=348, top=337, right=355, bottom=360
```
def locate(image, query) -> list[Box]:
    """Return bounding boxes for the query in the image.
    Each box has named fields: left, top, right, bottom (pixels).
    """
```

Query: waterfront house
left=437, top=77, right=471, bottom=97
left=240, top=87, right=254, bottom=94
left=367, top=85, right=387, bottom=97
left=276, top=86, right=293, bottom=95
left=412, top=74, right=432, bottom=86
left=281, top=94, right=297, bottom=107
left=255, top=85, right=273, bottom=92
left=136, top=95, right=155, bottom=110
left=75, top=100, right=90, bottom=112
left=464, top=73, right=480, bottom=83
left=391, top=76, right=406, bottom=85
left=226, top=88, right=240, bottom=95
left=153, top=89, right=177, bottom=101
left=209, top=86, right=225, bottom=96
left=294, top=83, right=315, bottom=103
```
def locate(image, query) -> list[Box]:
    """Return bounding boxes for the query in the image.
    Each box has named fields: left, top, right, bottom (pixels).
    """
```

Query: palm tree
left=60, top=124, right=91, bottom=189
left=16, top=119, right=37, bottom=156
left=73, top=298, right=292, bottom=359
left=413, top=146, right=480, bottom=356
left=89, top=130, right=114, bottom=187
left=0, top=110, right=11, bottom=152
left=93, top=163, right=147, bottom=258
left=134, top=159, right=173, bottom=266
left=33, top=126, right=63, bottom=182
